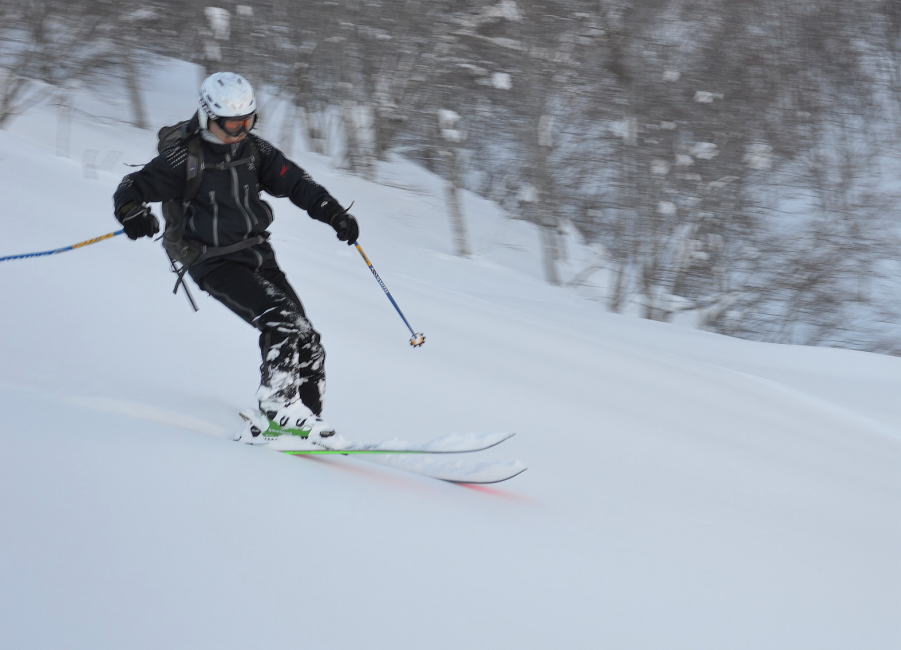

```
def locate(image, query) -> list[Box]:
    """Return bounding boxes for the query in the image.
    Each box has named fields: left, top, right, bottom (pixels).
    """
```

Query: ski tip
left=449, top=471, right=527, bottom=485
left=445, top=461, right=527, bottom=485
left=422, top=431, right=517, bottom=453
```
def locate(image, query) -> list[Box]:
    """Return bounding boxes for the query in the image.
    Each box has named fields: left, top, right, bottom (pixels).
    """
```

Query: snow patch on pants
left=254, top=302, right=326, bottom=416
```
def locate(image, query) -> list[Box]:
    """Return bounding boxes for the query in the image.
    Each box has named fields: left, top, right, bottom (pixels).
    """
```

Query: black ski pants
left=198, top=258, right=326, bottom=415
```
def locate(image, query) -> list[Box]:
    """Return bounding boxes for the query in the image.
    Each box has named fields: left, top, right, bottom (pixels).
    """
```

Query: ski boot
left=235, top=403, right=348, bottom=450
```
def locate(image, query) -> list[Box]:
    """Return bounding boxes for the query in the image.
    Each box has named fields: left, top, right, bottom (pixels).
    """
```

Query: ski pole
left=0, top=229, right=125, bottom=262
left=353, top=241, right=426, bottom=347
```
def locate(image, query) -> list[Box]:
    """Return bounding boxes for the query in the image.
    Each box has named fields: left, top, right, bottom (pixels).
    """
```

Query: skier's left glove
left=116, top=202, right=160, bottom=240
left=329, top=211, right=359, bottom=245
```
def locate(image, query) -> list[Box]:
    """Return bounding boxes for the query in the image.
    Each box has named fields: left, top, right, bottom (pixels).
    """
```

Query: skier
left=112, top=71, right=358, bottom=445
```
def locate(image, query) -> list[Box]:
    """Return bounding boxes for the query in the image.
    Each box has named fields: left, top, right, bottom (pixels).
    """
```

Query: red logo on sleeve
left=280, top=164, right=289, bottom=177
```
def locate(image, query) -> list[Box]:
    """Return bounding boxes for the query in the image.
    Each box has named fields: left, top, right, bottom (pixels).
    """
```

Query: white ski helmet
left=198, top=71, right=257, bottom=132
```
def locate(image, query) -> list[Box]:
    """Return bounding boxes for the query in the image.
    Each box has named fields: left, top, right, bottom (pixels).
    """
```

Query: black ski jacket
left=113, top=115, right=342, bottom=280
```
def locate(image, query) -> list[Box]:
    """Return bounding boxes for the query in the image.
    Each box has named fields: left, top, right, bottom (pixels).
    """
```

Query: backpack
left=156, top=119, right=204, bottom=259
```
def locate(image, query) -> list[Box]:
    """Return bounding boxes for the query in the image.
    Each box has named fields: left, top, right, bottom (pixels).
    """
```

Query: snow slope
left=2, top=61, right=901, bottom=650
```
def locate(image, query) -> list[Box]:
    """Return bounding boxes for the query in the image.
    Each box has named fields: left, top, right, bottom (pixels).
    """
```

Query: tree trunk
left=124, top=54, right=147, bottom=130
left=608, top=261, right=628, bottom=313
left=539, top=218, right=561, bottom=286
left=445, top=147, right=470, bottom=257
left=280, top=99, right=298, bottom=157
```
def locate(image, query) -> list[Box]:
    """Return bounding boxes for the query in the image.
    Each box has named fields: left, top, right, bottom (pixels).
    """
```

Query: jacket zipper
left=209, top=190, right=219, bottom=247
left=227, top=149, right=255, bottom=236
left=244, top=184, right=256, bottom=236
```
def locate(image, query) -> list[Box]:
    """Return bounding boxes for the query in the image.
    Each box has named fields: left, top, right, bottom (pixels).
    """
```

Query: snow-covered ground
left=2, top=60, right=900, bottom=650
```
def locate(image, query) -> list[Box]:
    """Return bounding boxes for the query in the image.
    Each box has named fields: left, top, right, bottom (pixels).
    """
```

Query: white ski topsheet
left=259, top=430, right=526, bottom=482
left=362, top=454, right=528, bottom=484
left=260, top=430, right=517, bottom=453
left=337, top=430, right=516, bottom=453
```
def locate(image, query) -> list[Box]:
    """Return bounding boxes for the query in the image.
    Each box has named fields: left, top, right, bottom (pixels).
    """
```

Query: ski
left=280, top=431, right=516, bottom=455
left=238, top=412, right=516, bottom=454
left=282, top=434, right=526, bottom=484
left=360, top=454, right=527, bottom=484
left=237, top=413, right=526, bottom=483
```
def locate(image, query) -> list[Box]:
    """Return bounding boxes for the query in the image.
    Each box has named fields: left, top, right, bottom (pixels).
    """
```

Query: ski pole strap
left=0, top=229, right=125, bottom=262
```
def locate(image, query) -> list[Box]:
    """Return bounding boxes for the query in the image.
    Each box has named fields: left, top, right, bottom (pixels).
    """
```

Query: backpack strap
left=161, top=129, right=203, bottom=245
left=183, top=135, right=204, bottom=203
left=170, top=233, right=269, bottom=300
left=247, top=137, right=261, bottom=172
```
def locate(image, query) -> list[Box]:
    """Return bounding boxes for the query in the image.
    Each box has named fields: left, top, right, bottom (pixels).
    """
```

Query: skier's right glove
left=330, top=211, right=359, bottom=245
left=116, top=202, right=160, bottom=240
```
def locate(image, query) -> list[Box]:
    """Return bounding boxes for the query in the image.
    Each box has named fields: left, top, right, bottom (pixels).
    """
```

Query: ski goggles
left=217, top=112, right=257, bottom=137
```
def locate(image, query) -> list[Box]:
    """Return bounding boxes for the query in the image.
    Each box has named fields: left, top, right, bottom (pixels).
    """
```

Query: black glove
left=116, top=203, right=160, bottom=241
left=329, top=211, right=359, bottom=245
